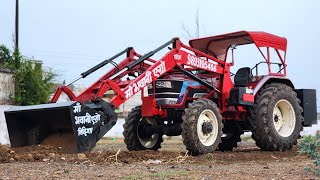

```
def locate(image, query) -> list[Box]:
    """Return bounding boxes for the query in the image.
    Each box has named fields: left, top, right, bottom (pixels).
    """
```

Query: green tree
left=0, top=45, right=57, bottom=105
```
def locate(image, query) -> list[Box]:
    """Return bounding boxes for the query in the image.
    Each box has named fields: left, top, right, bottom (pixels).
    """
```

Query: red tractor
left=5, top=31, right=317, bottom=155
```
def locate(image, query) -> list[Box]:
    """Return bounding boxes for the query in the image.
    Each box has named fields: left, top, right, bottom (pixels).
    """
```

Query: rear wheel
left=123, top=106, right=163, bottom=151
left=248, top=83, right=303, bottom=151
left=182, top=99, right=223, bottom=155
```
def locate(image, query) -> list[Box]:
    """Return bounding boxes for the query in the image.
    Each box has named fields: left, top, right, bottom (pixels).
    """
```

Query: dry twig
left=175, top=151, right=189, bottom=163
left=106, top=149, right=121, bottom=163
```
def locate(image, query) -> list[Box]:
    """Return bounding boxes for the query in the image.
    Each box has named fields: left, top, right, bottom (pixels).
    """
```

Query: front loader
left=5, top=31, right=318, bottom=155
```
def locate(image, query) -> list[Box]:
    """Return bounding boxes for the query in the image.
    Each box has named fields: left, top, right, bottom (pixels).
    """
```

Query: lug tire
left=182, top=99, right=223, bottom=155
left=248, top=83, right=303, bottom=151
left=123, top=106, right=163, bottom=151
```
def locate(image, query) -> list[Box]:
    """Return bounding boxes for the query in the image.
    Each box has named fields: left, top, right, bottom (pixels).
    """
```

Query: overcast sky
left=1, top=0, right=319, bottom=110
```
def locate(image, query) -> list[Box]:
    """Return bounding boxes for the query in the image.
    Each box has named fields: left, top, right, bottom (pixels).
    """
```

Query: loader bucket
left=4, top=101, right=117, bottom=153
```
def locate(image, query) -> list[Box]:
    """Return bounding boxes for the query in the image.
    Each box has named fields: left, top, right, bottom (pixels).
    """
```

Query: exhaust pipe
left=4, top=100, right=117, bottom=153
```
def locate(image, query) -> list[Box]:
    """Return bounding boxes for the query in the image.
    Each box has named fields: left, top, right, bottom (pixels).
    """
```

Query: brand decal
left=72, top=102, right=101, bottom=137
left=187, top=54, right=217, bottom=72
left=174, top=54, right=181, bottom=60
left=124, top=61, right=166, bottom=99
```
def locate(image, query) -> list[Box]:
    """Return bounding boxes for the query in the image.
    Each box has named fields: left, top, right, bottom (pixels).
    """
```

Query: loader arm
left=108, top=38, right=227, bottom=109
left=52, top=38, right=228, bottom=109
left=51, top=48, right=157, bottom=103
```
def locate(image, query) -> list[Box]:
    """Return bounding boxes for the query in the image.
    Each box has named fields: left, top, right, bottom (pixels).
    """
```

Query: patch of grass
left=123, top=171, right=190, bottom=179
left=300, top=133, right=320, bottom=176
left=241, top=135, right=252, bottom=141
left=96, top=137, right=124, bottom=147
left=204, top=153, right=214, bottom=161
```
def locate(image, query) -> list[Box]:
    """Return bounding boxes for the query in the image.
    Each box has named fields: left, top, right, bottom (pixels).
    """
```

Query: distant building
left=0, top=67, right=14, bottom=105
left=50, top=81, right=77, bottom=102
left=103, top=90, right=141, bottom=117
left=53, top=81, right=75, bottom=92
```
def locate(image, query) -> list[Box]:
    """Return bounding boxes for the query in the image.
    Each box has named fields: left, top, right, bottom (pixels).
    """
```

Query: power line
left=23, top=48, right=103, bottom=59
left=24, top=53, right=100, bottom=61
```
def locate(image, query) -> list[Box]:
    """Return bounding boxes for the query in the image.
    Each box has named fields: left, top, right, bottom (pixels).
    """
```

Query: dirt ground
left=0, top=137, right=317, bottom=180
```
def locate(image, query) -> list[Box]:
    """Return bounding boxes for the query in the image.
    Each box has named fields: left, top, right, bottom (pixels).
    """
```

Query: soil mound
left=41, top=133, right=77, bottom=153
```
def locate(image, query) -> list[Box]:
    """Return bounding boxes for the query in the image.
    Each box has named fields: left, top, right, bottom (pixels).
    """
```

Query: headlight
left=156, top=81, right=172, bottom=88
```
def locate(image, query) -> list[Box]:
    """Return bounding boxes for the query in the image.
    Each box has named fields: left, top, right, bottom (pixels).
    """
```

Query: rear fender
left=253, top=76, right=294, bottom=96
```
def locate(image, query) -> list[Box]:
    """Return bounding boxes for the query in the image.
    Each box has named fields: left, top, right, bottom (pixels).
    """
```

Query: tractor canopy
left=189, top=31, right=287, bottom=61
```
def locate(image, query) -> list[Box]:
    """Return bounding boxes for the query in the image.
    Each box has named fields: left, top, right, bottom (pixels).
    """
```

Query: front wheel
left=248, top=83, right=303, bottom=151
left=123, top=106, right=163, bottom=151
left=182, top=99, right=223, bottom=155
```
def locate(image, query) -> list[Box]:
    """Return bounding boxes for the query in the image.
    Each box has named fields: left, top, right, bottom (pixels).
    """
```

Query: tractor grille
left=148, top=80, right=183, bottom=105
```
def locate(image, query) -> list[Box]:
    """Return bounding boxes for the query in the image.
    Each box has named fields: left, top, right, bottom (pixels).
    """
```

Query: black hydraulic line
left=109, top=61, right=120, bottom=72
left=126, top=38, right=177, bottom=70
left=81, top=47, right=133, bottom=78
left=178, top=68, right=221, bottom=93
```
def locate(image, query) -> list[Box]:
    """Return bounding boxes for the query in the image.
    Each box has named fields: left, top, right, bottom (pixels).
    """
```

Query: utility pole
left=15, top=0, right=19, bottom=49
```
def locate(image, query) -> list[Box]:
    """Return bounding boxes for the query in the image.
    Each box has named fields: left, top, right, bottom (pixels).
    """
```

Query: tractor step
left=4, top=100, right=117, bottom=153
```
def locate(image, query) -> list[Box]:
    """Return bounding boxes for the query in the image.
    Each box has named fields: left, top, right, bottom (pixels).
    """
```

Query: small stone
left=149, top=168, right=156, bottom=173
left=82, top=160, right=91, bottom=164
left=58, top=147, right=62, bottom=150
left=48, top=153, right=55, bottom=158
left=77, top=153, right=87, bottom=160
left=26, top=154, right=33, bottom=161
left=61, top=157, right=66, bottom=161
left=42, top=158, right=49, bottom=162
left=52, top=174, right=60, bottom=178
left=271, top=155, right=277, bottom=159
left=9, top=158, right=14, bottom=162
left=9, top=150, right=15, bottom=154
left=186, top=168, right=192, bottom=171
left=54, top=170, right=64, bottom=175
left=97, top=174, right=103, bottom=177
left=146, top=159, right=161, bottom=165
left=263, top=166, right=269, bottom=169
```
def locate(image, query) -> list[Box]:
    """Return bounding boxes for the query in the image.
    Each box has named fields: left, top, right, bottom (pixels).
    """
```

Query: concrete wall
left=103, top=92, right=141, bottom=117
left=118, top=93, right=141, bottom=116
left=0, top=68, right=14, bottom=105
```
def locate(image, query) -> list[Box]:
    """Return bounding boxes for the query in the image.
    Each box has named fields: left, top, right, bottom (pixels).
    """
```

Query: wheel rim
left=273, top=99, right=296, bottom=137
left=137, top=118, right=159, bottom=148
left=197, top=109, right=219, bottom=146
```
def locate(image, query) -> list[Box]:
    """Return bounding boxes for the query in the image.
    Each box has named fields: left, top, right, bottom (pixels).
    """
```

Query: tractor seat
left=234, top=67, right=252, bottom=87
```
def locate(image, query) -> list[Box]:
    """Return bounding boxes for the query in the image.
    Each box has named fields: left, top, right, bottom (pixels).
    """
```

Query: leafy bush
left=300, top=132, right=320, bottom=176
left=0, top=45, right=57, bottom=105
